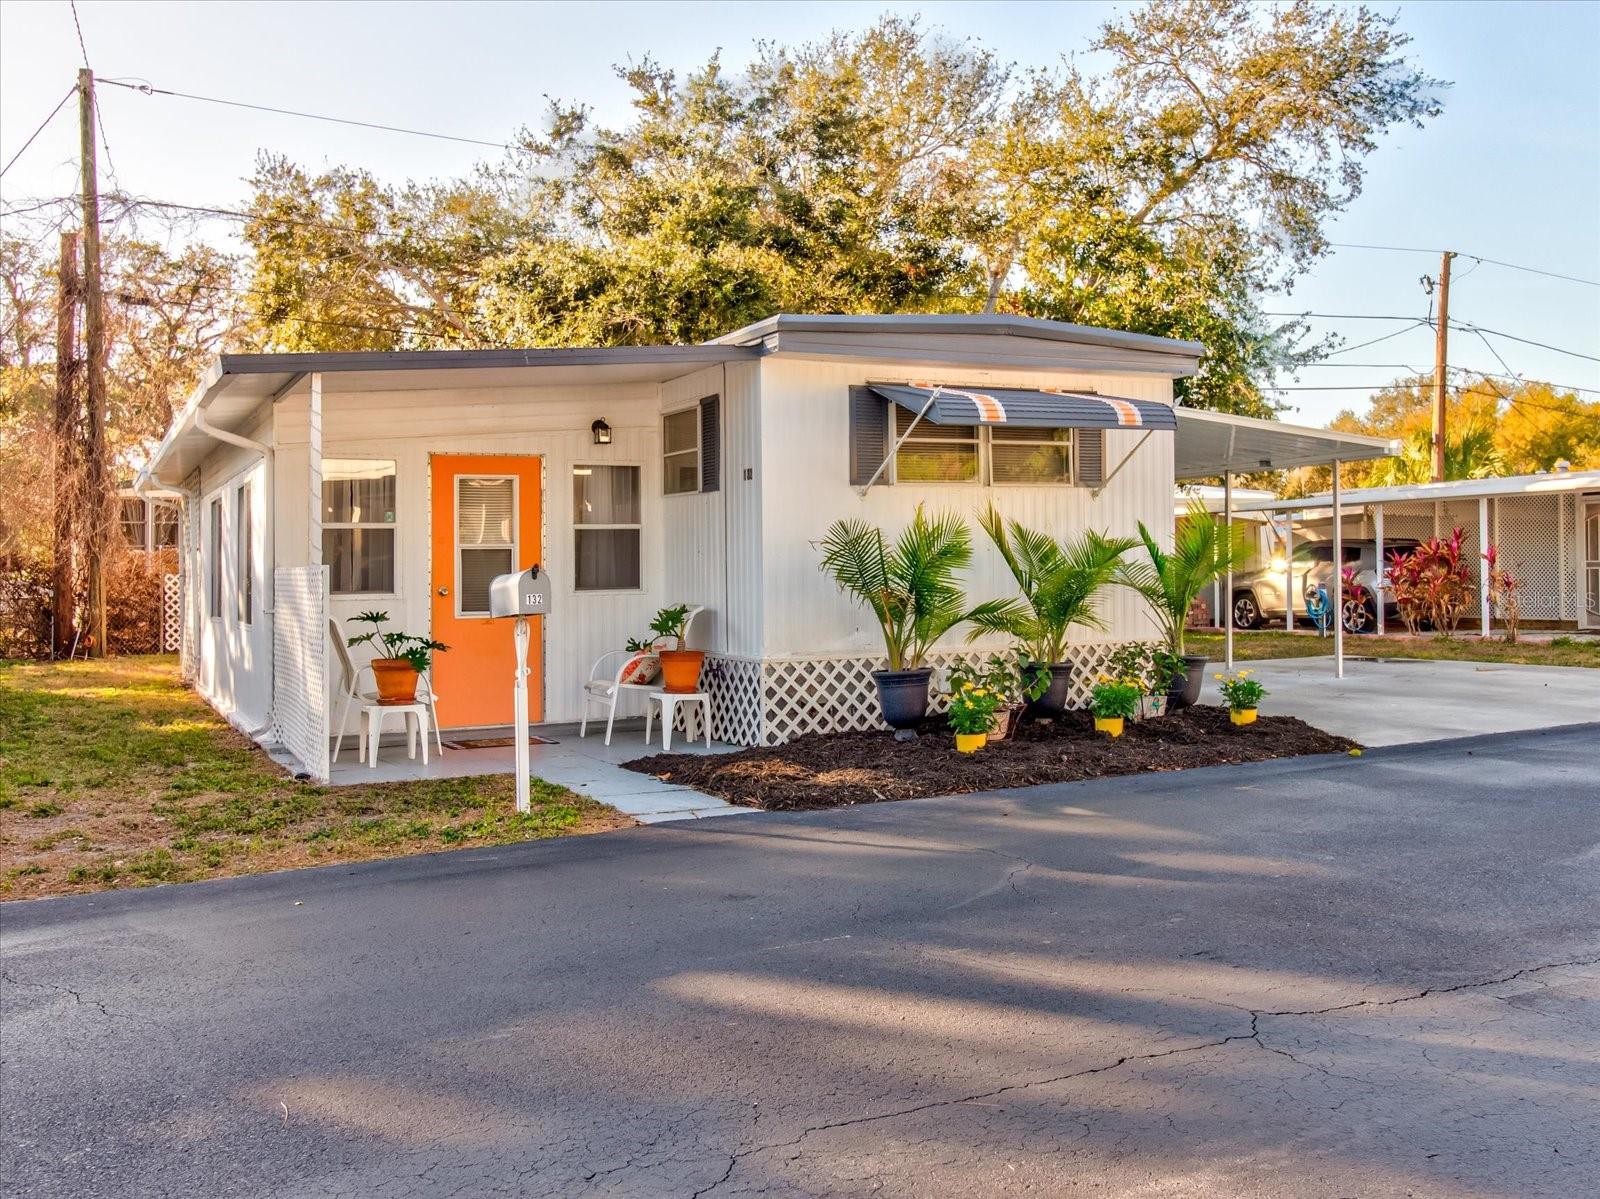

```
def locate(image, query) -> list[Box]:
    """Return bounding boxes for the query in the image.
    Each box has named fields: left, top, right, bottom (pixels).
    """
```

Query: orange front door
left=429, top=454, right=543, bottom=729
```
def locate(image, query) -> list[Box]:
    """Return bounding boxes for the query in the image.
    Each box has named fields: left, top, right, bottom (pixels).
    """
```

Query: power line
left=1317, top=319, right=1433, bottom=358
left=97, top=78, right=513, bottom=151
left=1453, top=320, right=1600, bottom=364
left=1327, top=241, right=1600, bottom=288
left=0, top=87, right=76, bottom=179
left=1264, top=311, right=1423, bottom=321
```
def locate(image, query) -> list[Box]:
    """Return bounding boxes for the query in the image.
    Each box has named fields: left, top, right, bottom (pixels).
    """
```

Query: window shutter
left=1077, top=428, right=1105, bottom=487
left=699, top=395, right=720, bottom=493
left=849, top=386, right=890, bottom=486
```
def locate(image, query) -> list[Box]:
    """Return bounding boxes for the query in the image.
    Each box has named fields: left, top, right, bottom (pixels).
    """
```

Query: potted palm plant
left=971, top=505, right=1136, bottom=721
left=1118, top=504, right=1253, bottom=710
left=346, top=611, right=449, bottom=704
left=819, top=507, right=1013, bottom=738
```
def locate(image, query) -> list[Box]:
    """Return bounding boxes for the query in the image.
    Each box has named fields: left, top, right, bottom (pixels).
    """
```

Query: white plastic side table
left=644, top=691, right=711, bottom=752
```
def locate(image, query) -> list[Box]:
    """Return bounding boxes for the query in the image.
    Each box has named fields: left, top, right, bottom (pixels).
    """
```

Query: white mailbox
left=489, top=566, right=550, bottom=618
left=487, top=565, right=549, bottom=814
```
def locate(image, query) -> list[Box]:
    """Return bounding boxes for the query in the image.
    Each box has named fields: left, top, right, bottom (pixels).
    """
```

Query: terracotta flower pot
left=1229, top=707, right=1258, bottom=726
left=372, top=658, right=420, bottom=704
left=1094, top=715, right=1125, bottom=738
left=657, top=649, right=706, bottom=693
left=954, top=731, right=987, bottom=754
left=987, top=704, right=1022, bottom=741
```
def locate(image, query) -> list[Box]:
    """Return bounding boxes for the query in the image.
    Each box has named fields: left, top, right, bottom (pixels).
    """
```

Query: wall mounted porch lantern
left=591, top=418, right=612, bottom=445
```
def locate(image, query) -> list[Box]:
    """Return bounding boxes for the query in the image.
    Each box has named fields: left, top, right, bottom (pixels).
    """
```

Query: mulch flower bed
left=623, top=705, right=1357, bottom=812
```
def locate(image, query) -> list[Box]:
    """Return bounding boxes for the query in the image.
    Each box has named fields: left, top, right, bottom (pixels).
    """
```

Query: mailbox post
left=489, top=566, right=551, bottom=813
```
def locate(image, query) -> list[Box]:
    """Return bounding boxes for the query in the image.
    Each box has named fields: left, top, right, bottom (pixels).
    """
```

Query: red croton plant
left=1482, top=544, right=1522, bottom=643
left=1385, top=529, right=1476, bottom=636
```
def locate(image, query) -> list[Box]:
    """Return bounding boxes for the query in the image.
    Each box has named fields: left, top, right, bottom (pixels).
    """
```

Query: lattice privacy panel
left=706, top=643, right=1129, bottom=747
left=273, top=565, right=330, bottom=781
left=1495, top=494, right=1563, bottom=620
left=161, top=573, right=182, bottom=652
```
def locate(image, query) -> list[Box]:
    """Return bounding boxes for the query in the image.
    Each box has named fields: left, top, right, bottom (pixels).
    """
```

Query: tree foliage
left=236, top=1, right=1443, bottom=413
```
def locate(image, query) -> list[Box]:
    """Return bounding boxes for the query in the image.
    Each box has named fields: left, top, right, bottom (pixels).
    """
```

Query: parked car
left=1231, top=539, right=1419, bottom=633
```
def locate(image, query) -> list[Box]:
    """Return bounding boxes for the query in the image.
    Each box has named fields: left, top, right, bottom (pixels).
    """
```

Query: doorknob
left=437, top=586, right=450, bottom=596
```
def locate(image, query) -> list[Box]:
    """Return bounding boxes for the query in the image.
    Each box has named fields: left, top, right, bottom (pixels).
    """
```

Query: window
left=850, top=386, right=1099, bottom=488
left=208, top=497, right=222, bottom=617
left=574, top=465, right=641, bottom=591
left=663, top=408, right=700, bottom=495
left=151, top=501, right=180, bottom=549
left=457, top=476, right=515, bottom=615
left=236, top=482, right=253, bottom=625
left=992, top=426, right=1072, bottom=484
left=893, top=405, right=978, bottom=482
left=322, top=460, right=396, bottom=594
left=120, top=498, right=147, bottom=548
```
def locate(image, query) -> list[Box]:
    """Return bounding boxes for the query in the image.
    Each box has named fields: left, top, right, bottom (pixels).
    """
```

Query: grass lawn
left=0, top=656, right=631, bottom=901
left=1188, top=630, right=1600, bottom=669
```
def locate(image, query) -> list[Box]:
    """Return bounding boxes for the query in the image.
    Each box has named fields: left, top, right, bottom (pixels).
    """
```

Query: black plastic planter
left=1165, top=653, right=1210, bottom=710
left=873, top=667, right=933, bottom=737
left=1023, top=661, right=1076, bottom=721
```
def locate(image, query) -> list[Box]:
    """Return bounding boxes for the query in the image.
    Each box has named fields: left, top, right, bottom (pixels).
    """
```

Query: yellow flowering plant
left=946, top=681, right=1003, bottom=734
left=1090, top=675, right=1141, bottom=721
left=1214, top=669, right=1266, bottom=712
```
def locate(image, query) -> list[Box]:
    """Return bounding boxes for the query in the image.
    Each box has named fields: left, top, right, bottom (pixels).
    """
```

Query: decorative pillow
left=619, top=653, right=661, bottom=686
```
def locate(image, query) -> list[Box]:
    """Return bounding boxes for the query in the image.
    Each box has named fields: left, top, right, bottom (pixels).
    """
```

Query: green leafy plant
left=1089, top=678, right=1141, bottom=721
left=1118, top=504, right=1254, bottom=656
left=818, top=506, right=1014, bottom=671
left=946, top=680, right=1003, bottom=735
left=1214, top=668, right=1266, bottom=712
left=948, top=652, right=1050, bottom=707
left=346, top=611, right=448, bottom=673
left=647, top=605, right=692, bottom=646
left=970, top=505, right=1136, bottom=665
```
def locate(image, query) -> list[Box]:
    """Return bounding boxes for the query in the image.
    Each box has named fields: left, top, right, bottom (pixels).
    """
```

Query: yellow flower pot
left=954, top=732, right=987, bottom=754
left=1229, top=708, right=1258, bottom=726
left=1093, top=716, right=1124, bottom=738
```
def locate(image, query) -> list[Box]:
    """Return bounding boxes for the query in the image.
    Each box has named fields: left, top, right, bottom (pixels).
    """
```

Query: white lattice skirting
left=704, top=643, right=1128, bottom=747
left=161, top=573, right=182, bottom=652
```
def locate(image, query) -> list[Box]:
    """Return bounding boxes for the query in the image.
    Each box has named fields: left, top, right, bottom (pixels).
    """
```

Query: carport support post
left=1479, top=496, right=1491, bottom=637
left=1374, top=504, right=1386, bottom=635
left=308, top=372, right=322, bottom=567
left=1332, top=460, right=1344, bottom=679
left=1223, top=472, right=1234, bottom=670
left=1284, top=513, right=1294, bottom=632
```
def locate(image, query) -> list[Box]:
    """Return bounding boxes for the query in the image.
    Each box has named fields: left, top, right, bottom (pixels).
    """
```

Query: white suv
left=1231, top=539, right=1418, bottom=633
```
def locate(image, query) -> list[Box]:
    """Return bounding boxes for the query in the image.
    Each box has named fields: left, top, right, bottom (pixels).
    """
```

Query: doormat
left=443, top=735, right=558, bottom=750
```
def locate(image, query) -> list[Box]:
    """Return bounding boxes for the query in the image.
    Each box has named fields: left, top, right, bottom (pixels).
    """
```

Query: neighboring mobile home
left=138, top=314, right=1209, bottom=778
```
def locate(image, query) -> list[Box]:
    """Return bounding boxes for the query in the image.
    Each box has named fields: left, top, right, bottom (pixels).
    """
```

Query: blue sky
left=3, top=0, right=1596, bottom=424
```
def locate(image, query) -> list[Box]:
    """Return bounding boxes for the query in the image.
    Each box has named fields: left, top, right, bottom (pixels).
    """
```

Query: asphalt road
left=4, top=725, right=1598, bottom=1198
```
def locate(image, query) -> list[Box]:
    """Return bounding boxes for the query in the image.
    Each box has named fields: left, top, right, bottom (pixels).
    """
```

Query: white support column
left=1374, top=503, right=1386, bottom=635
left=1284, top=511, right=1295, bottom=632
left=1332, top=459, right=1344, bottom=679
left=1479, top=494, right=1491, bottom=637
left=1224, top=472, right=1234, bottom=671
left=308, top=372, right=323, bottom=567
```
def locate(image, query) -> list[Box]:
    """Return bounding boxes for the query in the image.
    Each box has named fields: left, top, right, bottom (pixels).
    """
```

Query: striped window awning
left=867, top=383, right=1177, bottom=431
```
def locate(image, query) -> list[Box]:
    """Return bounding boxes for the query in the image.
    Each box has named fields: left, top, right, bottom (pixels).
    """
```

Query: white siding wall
left=192, top=432, right=272, bottom=733
left=273, top=565, right=329, bottom=780
left=657, top=361, right=763, bottom=656
left=271, top=380, right=674, bottom=726
left=756, top=356, right=1174, bottom=659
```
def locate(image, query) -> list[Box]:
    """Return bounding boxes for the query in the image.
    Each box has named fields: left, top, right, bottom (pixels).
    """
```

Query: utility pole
left=79, top=68, right=109, bottom=657
left=53, top=231, right=82, bottom=658
left=1431, top=250, right=1454, bottom=483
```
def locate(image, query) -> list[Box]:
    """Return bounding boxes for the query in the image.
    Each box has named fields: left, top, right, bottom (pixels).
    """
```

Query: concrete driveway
left=4, top=724, right=1597, bottom=1197
left=1201, top=656, right=1599, bottom=745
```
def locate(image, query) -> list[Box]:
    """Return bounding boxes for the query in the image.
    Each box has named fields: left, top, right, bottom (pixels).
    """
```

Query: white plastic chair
left=329, top=616, right=445, bottom=764
left=579, top=605, right=707, bottom=745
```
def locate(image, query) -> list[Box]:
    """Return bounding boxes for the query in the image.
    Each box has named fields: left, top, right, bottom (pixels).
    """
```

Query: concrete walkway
left=1201, top=656, right=1599, bottom=745
left=311, top=721, right=746, bottom=824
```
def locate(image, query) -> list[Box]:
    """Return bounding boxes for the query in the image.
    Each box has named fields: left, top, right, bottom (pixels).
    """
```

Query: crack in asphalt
left=686, top=952, right=1600, bottom=1197
left=0, top=970, right=127, bottom=1022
